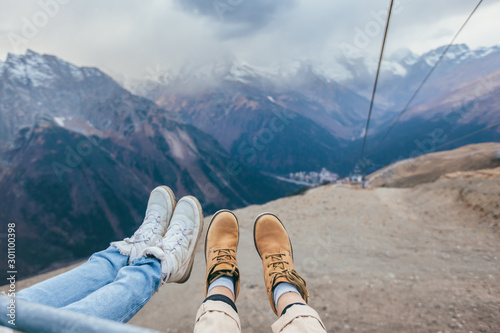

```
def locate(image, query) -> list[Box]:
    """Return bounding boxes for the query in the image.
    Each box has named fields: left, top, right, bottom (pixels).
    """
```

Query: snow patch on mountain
left=54, top=116, right=66, bottom=127
left=223, top=60, right=310, bottom=84
left=402, top=53, right=419, bottom=66
left=425, top=55, right=439, bottom=67
left=68, top=63, right=84, bottom=81
left=384, top=62, right=407, bottom=76
left=475, top=46, right=500, bottom=59
left=5, top=51, right=57, bottom=87
left=418, top=44, right=498, bottom=68
left=217, top=59, right=354, bottom=87
left=225, top=62, right=261, bottom=84
left=82, top=67, right=102, bottom=77
left=2, top=50, right=107, bottom=88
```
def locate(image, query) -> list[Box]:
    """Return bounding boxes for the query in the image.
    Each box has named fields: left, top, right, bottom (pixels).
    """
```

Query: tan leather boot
left=253, top=213, right=309, bottom=315
left=204, top=210, right=240, bottom=299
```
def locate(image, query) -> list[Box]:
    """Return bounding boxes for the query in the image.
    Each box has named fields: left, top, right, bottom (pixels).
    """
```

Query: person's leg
left=17, top=246, right=127, bottom=308
left=18, top=185, right=176, bottom=310
left=194, top=298, right=241, bottom=333
left=271, top=303, right=327, bottom=333
left=194, top=210, right=241, bottom=333
left=62, top=195, right=204, bottom=323
left=253, top=213, right=327, bottom=333
left=61, top=256, right=162, bottom=322
left=276, top=291, right=306, bottom=316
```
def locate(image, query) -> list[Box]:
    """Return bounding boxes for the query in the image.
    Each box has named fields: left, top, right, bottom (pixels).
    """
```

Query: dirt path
left=5, top=179, right=500, bottom=332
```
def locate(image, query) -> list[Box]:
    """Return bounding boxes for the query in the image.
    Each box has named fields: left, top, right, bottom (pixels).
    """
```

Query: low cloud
left=174, top=0, right=296, bottom=37
left=0, top=0, right=498, bottom=80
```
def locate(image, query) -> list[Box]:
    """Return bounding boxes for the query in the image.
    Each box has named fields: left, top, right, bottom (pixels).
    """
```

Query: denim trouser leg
left=61, top=256, right=162, bottom=322
left=17, top=247, right=128, bottom=308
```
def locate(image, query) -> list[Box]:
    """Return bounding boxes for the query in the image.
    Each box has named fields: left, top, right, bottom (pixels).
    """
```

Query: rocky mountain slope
left=7, top=147, right=500, bottom=332
left=0, top=50, right=297, bottom=279
left=368, top=142, right=500, bottom=187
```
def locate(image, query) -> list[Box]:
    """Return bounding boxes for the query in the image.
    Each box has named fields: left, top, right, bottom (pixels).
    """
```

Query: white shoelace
left=162, top=219, right=191, bottom=254
left=125, top=210, right=164, bottom=243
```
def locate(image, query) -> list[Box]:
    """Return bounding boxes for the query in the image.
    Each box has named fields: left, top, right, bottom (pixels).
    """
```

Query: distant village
left=283, top=168, right=364, bottom=187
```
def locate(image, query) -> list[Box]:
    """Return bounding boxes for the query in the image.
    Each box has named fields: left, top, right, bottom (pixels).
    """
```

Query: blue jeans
left=17, top=246, right=161, bottom=323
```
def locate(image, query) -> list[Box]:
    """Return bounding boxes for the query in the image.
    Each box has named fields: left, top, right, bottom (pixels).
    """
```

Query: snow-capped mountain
left=4, top=50, right=102, bottom=88
left=418, top=44, right=499, bottom=67
left=360, top=44, right=500, bottom=169
left=0, top=50, right=126, bottom=147
left=342, top=44, right=500, bottom=110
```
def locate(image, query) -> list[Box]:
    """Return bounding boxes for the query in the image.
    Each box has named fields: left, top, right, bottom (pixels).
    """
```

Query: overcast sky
left=0, top=0, right=499, bottom=80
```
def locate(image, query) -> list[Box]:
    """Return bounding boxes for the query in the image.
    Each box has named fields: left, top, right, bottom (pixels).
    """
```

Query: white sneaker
left=111, top=186, right=176, bottom=262
left=142, top=196, right=204, bottom=284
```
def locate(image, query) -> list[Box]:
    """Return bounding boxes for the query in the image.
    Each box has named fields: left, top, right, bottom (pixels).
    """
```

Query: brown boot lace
left=208, top=248, right=239, bottom=284
left=266, top=253, right=309, bottom=303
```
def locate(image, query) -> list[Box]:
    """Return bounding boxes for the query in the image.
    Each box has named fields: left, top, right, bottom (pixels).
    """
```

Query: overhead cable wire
left=435, top=121, right=500, bottom=150
left=376, top=0, right=484, bottom=148
left=359, top=0, right=395, bottom=180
